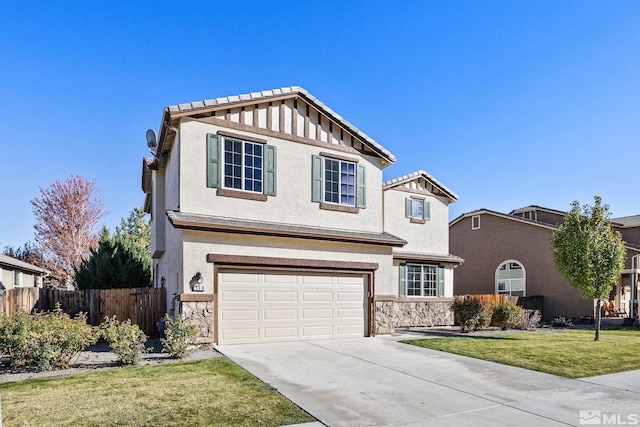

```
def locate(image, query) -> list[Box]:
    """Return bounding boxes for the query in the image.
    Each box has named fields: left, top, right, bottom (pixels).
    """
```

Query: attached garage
left=218, top=270, right=368, bottom=344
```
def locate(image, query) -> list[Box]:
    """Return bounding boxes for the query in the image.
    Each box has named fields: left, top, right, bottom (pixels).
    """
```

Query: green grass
left=0, top=358, right=314, bottom=427
left=403, top=328, right=640, bottom=378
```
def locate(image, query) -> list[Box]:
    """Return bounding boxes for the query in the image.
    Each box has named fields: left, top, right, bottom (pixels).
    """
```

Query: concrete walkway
left=217, top=337, right=640, bottom=426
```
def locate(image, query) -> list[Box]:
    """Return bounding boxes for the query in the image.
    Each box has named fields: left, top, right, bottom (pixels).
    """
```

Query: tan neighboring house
left=449, top=205, right=640, bottom=321
left=142, top=86, right=462, bottom=344
left=0, top=254, right=47, bottom=291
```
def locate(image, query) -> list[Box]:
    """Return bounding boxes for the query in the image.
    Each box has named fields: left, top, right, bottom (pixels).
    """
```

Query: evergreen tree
left=114, top=207, right=151, bottom=255
left=74, top=226, right=152, bottom=289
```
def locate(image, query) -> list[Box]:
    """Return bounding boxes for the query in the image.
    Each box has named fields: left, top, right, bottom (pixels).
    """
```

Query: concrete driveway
left=217, top=337, right=640, bottom=426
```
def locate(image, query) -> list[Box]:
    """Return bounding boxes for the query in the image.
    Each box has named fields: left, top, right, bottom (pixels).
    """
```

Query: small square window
left=472, top=215, right=481, bottom=230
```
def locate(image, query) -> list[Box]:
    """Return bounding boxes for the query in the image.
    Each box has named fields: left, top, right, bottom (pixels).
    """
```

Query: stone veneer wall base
left=374, top=300, right=454, bottom=335
left=180, top=301, right=216, bottom=343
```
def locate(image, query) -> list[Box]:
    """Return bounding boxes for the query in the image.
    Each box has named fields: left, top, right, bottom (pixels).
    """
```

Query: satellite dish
left=146, top=129, right=157, bottom=154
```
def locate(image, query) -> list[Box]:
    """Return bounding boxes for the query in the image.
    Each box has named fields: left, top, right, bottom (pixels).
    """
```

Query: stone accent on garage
left=374, top=298, right=454, bottom=334
left=180, top=300, right=215, bottom=343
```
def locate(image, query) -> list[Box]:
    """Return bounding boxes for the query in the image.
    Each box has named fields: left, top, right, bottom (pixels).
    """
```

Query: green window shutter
left=399, top=264, right=407, bottom=297
left=424, top=200, right=431, bottom=221
left=206, top=134, right=221, bottom=188
left=311, top=155, right=323, bottom=202
left=405, top=198, right=412, bottom=218
left=437, top=265, right=445, bottom=298
left=264, top=145, right=277, bottom=196
left=356, top=164, right=366, bottom=208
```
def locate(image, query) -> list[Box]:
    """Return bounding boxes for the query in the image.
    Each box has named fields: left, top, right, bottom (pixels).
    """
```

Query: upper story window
left=405, top=198, right=430, bottom=223
left=472, top=215, right=481, bottom=230
left=324, top=158, right=356, bottom=206
left=312, top=154, right=366, bottom=211
left=224, top=138, right=263, bottom=193
left=207, top=133, right=277, bottom=198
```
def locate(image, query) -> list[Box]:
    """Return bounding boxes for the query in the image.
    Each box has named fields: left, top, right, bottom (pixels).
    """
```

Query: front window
left=324, top=158, right=355, bottom=206
left=496, top=260, right=525, bottom=297
left=407, top=264, right=438, bottom=297
left=223, top=138, right=263, bottom=193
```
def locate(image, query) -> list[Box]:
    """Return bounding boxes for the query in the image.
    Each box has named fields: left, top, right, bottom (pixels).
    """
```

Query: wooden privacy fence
left=0, top=287, right=166, bottom=338
left=458, top=294, right=544, bottom=318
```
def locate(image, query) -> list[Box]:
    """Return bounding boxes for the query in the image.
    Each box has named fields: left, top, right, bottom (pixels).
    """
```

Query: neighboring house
left=0, top=254, right=47, bottom=291
left=142, top=86, right=462, bottom=344
left=449, top=205, right=640, bottom=321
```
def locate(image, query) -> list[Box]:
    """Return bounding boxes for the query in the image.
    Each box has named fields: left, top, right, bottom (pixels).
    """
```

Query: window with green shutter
left=400, top=263, right=443, bottom=297
left=311, top=154, right=366, bottom=208
left=207, top=133, right=276, bottom=196
left=405, top=198, right=430, bottom=222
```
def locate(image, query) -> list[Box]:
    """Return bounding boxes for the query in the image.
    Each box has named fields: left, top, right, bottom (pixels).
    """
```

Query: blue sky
left=1, top=1, right=639, bottom=249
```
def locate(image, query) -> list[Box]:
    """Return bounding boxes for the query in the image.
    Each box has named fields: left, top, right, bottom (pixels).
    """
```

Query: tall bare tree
left=31, top=176, right=106, bottom=288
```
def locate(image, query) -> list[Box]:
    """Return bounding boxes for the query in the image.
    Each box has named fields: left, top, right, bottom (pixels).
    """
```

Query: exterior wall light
left=190, top=272, right=205, bottom=292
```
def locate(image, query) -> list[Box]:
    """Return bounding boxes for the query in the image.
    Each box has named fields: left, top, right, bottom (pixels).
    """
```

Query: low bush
left=516, top=309, right=542, bottom=330
left=0, top=307, right=96, bottom=371
left=161, top=314, right=197, bottom=359
left=550, top=316, right=573, bottom=328
left=452, top=297, right=491, bottom=332
left=99, top=316, right=149, bottom=365
left=492, top=301, right=522, bottom=330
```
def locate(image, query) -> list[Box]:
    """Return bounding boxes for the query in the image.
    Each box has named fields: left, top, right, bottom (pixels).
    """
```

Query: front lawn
left=404, top=328, right=640, bottom=378
left=0, top=358, right=314, bottom=427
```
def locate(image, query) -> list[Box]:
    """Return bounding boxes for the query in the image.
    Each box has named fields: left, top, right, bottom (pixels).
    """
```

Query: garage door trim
left=209, top=254, right=377, bottom=344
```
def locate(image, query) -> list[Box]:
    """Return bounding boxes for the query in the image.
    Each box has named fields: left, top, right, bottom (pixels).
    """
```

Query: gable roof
left=0, top=254, right=48, bottom=275
left=450, top=209, right=640, bottom=252
left=154, top=86, right=396, bottom=165
left=509, top=205, right=567, bottom=217
left=383, top=170, right=458, bottom=203
left=612, top=215, right=640, bottom=228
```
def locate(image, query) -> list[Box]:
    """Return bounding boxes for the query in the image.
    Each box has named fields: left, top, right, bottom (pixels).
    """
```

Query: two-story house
left=450, top=205, right=640, bottom=321
left=142, top=87, right=462, bottom=344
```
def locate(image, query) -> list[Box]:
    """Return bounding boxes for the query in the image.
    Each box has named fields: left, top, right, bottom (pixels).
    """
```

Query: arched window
left=496, top=260, right=525, bottom=297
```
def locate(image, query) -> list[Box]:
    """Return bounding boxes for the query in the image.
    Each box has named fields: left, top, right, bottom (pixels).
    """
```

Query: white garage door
left=218, top=270, right=366, bottom=344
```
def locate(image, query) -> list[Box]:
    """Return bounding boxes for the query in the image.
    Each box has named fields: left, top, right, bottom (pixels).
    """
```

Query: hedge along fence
left=0, top=287, right=166, bottom=337
left=456, top=294, right=544, bottom=319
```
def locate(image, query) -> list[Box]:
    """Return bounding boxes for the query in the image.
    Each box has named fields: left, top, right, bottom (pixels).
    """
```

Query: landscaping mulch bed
left=0, top=338, right=222, bottom=383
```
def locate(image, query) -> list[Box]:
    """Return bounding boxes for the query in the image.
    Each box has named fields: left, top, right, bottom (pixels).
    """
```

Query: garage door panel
left=221, top=310, right=259, bottom=321
left=264, top=291, right=298, bottom=302
left=220, top=272, right=261, bottom=283
left=221, top=327, right=259, bottom=340
left=302, top=325, right=333, bottom=337
left=219, top=271, right=366, bottom=344
left=302, top=291, right=333, bottom=301
left=303, top=309, right=333, bottom=319
left=221, top=290, right=260, bottom=302
left=264, top=309, right=298, bottom=320
left=264, top=327, right=299, bottom=338
left=301, top=275, right=334, bottom=285
left=263, top=274, right=298, bottom=284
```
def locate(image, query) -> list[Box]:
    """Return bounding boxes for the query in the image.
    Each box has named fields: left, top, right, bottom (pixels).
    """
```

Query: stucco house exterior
left=449, top=205, right=640, bottom=321
left=0, top=254, right=47, bottom=291
left=142, top=86, right=462, bottom=344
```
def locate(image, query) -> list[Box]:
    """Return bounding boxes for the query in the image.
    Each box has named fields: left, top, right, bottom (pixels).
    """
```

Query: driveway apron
left=217, top=337, right=640, bottom=426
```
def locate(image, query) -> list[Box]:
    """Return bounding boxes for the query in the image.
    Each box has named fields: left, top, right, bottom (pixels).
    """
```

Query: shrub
left=99, top=316, right=148, bottom=365
left=516, top=309, right=542, bottom=330
left=161, top=314, right=198, bottom=359
left=550, top=316, right=573, bottom=328
left=492, top=301, right=523, bottom=330
left=452, top=297, right=491, bottom=332
left=0, top=307, right=96, bottom=371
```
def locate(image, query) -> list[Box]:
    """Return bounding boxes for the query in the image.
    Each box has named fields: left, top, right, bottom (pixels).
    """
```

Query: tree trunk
left=594, top=299, right=602, bottom=341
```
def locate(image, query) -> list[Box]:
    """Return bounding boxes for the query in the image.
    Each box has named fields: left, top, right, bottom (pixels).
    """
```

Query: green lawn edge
left=0, top=357, right=315, bottom=427
left=402, top=328, right=640, bottom=379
